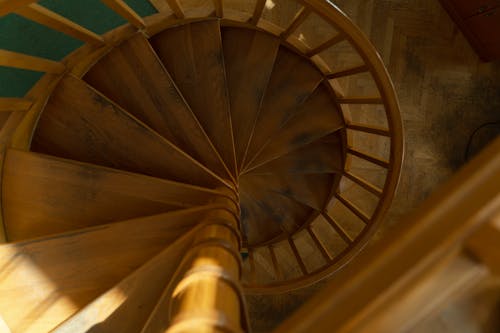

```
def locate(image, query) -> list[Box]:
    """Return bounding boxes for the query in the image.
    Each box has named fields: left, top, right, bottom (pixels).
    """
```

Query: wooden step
left=240, top=190, right=283, bottom=246
left=240, top=177, right=313, bottom=246
left=51, top=223, right=203, bottom=333
left=240, top=173, right=335, bottom=211
left=83, top=33, right=232, bottom=182
left=0, top=207, right=216, bottom=333
left=221, top=27, right=280, bottom=169
left=242, top=47, right=324, bottom=169
left=31, top=75, right=226, bottom=188
left=247, top=133, right=344, bottom=176
left=245, top=84, right=343, bottom=171
left=2, top=149, right=225, bottom=240
left=151, top=20, right=237, bottom=176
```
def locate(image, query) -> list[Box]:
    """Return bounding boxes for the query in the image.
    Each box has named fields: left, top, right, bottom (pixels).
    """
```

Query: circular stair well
left=0, top=1, right=403, bottom=332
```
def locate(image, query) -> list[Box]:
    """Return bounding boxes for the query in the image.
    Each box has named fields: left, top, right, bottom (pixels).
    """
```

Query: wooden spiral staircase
left=4, top=1, right=498, bottom=332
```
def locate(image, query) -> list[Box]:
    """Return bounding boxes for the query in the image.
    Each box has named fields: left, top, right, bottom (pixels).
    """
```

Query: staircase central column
left=166, top=187, right=247, bottom=333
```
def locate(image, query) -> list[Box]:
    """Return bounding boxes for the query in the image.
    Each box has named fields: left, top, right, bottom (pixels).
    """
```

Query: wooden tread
left=242, top=47, right=324, bottom=169
left=244, top=84, right=344, bottom=171
left=83, top=34, right=232, bottom=182
left=151, top=20, right=237, bottom=176
left=2, top=149, right=224, bottom=240
left=221, top=26, right=280, bottom=170
left=0, top=207, right=217, bottom=333
left=247, top=133, right=344, bottom=176
left=51, top=223, right=203, bottom=333
left=31, top=75, right=226, bottom=188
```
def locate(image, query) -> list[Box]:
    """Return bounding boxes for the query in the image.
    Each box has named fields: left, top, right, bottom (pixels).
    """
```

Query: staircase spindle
left=0, top=49, right=65, bottom=74
left=15, top=4, right=105, bottom=44
left=306, top=33, right=344, bottom=57
left=0, top=98, right=33, bottom=112
left=164, top=0, right=184, bottom=18
left=327, top=64, right=369, bottom=79
left=307, top=227, right=333, bottom=262
left=347, top=123, right=390, bottom=137
left=269, top=245, right=283, bottom=280
left=280, top=6, right=312, bottom=39
left=336, top=194, right=370, bottom=224
left=348, top=147, right=390, bottom=168
left=344, top=171, right=383, bottom=197
left=251, top=0, right=267, bottom=24
left=288, top=237, right=308, bottom=275
left=101, top=0, right=146, bottom=29
left=321, top=211, right=353, bottom=244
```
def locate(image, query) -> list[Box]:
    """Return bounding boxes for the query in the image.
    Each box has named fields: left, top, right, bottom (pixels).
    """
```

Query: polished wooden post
left=166, top=192, right=248, bottom=333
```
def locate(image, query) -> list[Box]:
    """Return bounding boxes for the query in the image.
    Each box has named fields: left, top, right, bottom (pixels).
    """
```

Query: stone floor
left=247, top=0, right=500, bottom=331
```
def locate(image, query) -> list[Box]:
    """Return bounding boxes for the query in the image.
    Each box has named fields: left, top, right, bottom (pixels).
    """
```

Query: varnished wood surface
left=52, top=222, right=203, bottom=333
left=151, top=20, right=238, bottom=176
left=84, top=34, right=232, bottom=182
left=222, top=27, right=280, bottom=169
left=242, top=47, right=324, bottom=169
left=241, top=173, right=334, bottom=211
left=248, top=133, right=344, bottom=175
left=2, top=149, right=223, bottom=240
left=31, top=75, right=225, bottom=188
left=0, top=207, right=214, bottom=333
left=245, top=84, right=344, bottom=171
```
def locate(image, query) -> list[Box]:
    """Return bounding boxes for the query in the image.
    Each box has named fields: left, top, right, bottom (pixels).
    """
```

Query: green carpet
left=0, top=0, right=156, bottom=97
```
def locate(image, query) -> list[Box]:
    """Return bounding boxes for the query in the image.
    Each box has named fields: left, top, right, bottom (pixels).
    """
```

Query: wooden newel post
left=166, top=190, right=248, bottom=333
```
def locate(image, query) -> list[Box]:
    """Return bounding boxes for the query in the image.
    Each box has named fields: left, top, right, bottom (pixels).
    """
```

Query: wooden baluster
left=164, top=0, right=184, bottom=18
left=281, top=7, right=311, bottom=40
left=0, top=50, right=65, bottom=73
left=213, top=0, right=223, bottom=18
left=288, top=237, right=308, bottom=275
left=321, top=211, right=353, bottom=244
left=147, top=0, right=171, bottom=13
left=337, top=96, right=383, bottom=104
left=15, top=4, right=105, bottom=45
left=306, top=33, right=344, bottom=57
left=0, top=98, right=33, bottom=112
left=335, top=194, right=370, bottom=224
left=269, top=245, right=283, bottom=280
left=348, top=147, right=390, bottom=168
left=347, top=123, right=390, bottom=137
left=344, top=171, right=383, bottom=197
left=101, top=0, right=146, bottom=29
left=249, top=249, right=257, bottom=284
left=250, top=0, right=266, bottom=24
left=0, top=0, right=36, bottom=16
left=307, top=227, right=332, bottom=262
left=326, top=64, right=369, bottom=79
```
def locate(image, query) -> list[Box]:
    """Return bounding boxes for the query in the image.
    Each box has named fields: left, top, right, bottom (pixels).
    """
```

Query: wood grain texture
left=240, top=190, right=283, bottom=246
left=51, top=223, right=203, bottom=333
left=248, top=133, right=343, bottom=176
left=0, top=49, right=65, bottom=73
left=31, top=75, right=225, bottom=188
left=2, top=149, right=223, bottom=240
left=0, top=207, right=214, bottom=333
left=151, top=20, right=237, bottom=176
left=240, top=176, right=312, bottom=246
left=84, top=34, right=232, bottom=182
left=0, top=98, right=32, bottom=112
left=221, top=27, right=280, bottom=170
left=241, top=173, right=334, bottom=211
left=15, top=3, right=104, bottom=44
left=245, top=84, right=344, bottom=171
left=243, top=47, right=323, bottom=169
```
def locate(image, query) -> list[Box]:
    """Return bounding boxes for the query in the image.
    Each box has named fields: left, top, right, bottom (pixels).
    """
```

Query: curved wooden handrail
left=0, top=0, right=404, bottom=293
